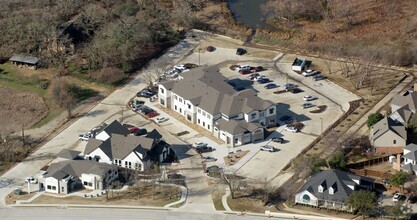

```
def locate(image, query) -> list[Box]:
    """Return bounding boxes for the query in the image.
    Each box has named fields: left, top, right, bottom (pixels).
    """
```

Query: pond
left=227, top=0, right=269, bottom=29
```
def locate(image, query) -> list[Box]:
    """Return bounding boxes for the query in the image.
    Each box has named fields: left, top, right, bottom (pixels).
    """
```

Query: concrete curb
left=11, top=203, right=170, bottom=210
left=221, top=188, right=232, bottom=212
left=163, top=185, right=187, bottom=208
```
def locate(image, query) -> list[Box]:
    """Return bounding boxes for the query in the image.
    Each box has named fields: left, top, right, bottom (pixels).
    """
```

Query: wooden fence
left=348, top=168, right=392, bottom=179
left=347, top=155, right=391, bottom=169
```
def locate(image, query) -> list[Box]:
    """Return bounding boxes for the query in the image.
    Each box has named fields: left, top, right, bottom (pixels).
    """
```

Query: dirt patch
left=309, top=105, right=327, bottom=114
left=30, top=184, right=181, bottom=207
left=224, top=150, right=249, bottom=166
left=6, top=191, right=37, bottom=205
left=227, top=192, right=279, bottom=213
left=0, top=87, right=48, bottom=133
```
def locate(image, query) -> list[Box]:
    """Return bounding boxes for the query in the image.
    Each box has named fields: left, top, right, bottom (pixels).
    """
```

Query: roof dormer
left=329, top=182, right=337, bottom=195
left=318, top=180, right=327, bottom=193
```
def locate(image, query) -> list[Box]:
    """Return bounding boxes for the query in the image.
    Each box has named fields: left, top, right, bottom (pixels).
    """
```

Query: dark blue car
left=264, top=83, right=277, bottom=89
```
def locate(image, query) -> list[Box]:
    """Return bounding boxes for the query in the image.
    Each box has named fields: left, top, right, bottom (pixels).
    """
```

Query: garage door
left=252, top=129, right=264, bottom=142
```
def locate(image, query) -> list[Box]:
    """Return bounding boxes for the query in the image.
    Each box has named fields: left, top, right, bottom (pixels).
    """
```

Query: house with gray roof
left=42, top=160, right=118, bottom=194
left=391, top=92, right=417, bottom=114
left=9, top=55, right=40, bottom=69
left=95, top=120, right=129, bottom=141
left=158, top=66, right=277, bottom=147
left=401, top=143, right=417, bottom=176
left=295, top=170, right=375, bottom=211
left=84, top=132, right=172, bottom=171
left=369, top=117, right=406, bottom=154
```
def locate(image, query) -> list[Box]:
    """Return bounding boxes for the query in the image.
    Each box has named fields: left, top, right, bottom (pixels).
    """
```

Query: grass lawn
left=212, top=189, right=226, bottom=211
left=226, top=192, right=279, bottom=213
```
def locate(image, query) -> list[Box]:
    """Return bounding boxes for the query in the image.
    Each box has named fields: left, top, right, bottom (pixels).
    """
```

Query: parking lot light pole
left=198, top=47, right=202, bottom=66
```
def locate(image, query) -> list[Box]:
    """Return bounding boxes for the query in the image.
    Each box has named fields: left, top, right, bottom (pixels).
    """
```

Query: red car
left=146, top=112, right=159, bottom=118
left=129, top=127, right=139, bottom=134
left=239, top=69, right=251, bottom=75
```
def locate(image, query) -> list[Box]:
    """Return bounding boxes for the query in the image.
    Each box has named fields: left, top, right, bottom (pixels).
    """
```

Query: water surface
left=227, top=0, right=268, bottom=28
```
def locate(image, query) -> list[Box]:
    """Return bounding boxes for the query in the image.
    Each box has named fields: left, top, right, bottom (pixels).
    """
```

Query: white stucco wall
left=44, top=177, right=60, bottom=193
left=121, top=151, right=144, bottom=171
left=95, top=132, right=110, bottom=141
left=295, top=190, right=318, bottom=206
left=373, top=131, right=405, bottom=147
left=85, top=148, right=112, bottom=164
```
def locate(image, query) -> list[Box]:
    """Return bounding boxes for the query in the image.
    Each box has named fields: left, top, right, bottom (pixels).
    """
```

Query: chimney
left=395, top=153, right=401, bottom=171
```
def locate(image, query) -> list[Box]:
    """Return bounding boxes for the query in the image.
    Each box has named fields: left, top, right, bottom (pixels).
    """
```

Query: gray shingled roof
left=56, top=149, right=81, bottom=160
left=146, top=129, right=162, bottom=140
left=391, top=93, right=417, bottom=113
left=404, top=143, right=417, bottom=161
left=9, top=55, right=40, bottom=65
left=394, top=105, right=412, bottom=122
left=44, top=160, right=116, bottom=180
left=297, top=170, right=375, bottom=203
left=84, top=134, right=155, bottom=160
left=161, top=65, right=274, bottom=116
left=102, top=120, right=129, bottom=136
left=402, top=163, right=417, bottom=173
left=215, top=119, right=262, bottom=135
left=371, top=117, right=406, bottom=142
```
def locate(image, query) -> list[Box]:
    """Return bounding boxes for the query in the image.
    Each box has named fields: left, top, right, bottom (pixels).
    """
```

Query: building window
left=160, top=99, right=165, bottom=105
left=179, top=108, right=182, bottom=113
left=203, top=122, right=205, bottom=127
left=83, top=181, right=88, bottom=186
left=52, top=186, right=56, bottom=190
left=318, top=186, right=323, bottom=193
left=160, top=88, right=165, bottom=94
left=187, top=104, right=191, bottom=109
left=88, top=182, right=93, bottom=187
left=128, top=162, right=132, bottom=169
left=47, top=185, right=52, bottom=190
left=174, top=95, right=177, bottom=100
left=207, top=114, right=211, bottom=119
left=198, top=109, right=201, bottom=114
left=269, top=108, right=274, bottom=114
left=187, top=114, right=192, bottom=121
left=251, top=113, right=256, bottom=119
left=234, top=138, right=238, bottom=143
left=203, top=112, right=206, bottom=116
left=208, top=125, right=210, bottom=130
left=179, top=98, right=183, bottom=102
left=174, top=105, right=177, bottom=110
left=302, top=194, right=311, bottom=202
left=198, top=119, right=200, bottom=124
left=393, top=140, right=396, bottom=144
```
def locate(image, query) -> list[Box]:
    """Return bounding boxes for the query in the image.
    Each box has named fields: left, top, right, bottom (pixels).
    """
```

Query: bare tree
left=323, top=59, right=333, bottom=74
left=221, top=168, right=245, bottom=199
left=143, top=62, right=167, bottom=88
left=51, top=77, right=77, bottom=118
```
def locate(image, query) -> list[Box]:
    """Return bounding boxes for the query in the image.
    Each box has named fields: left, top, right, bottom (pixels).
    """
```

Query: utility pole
left=198, top=47, right=202, bottom=66
left=320, top=118, right=323, bottom=135
left=21, top=123, right=25, bottom=146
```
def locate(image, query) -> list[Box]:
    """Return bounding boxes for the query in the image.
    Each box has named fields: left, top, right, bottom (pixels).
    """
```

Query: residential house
left=401, top=143, right=417, bottom=176
left=95, top=120, right=129, bottom=141
left=295, top=170, right=375, bottom=211
left=390, top=105, right=413, bottom=125
left=369, top=117, right=406, bottom=154
left=84, top=129, right=172, bottom=171
left=9, top=55, right=40, bottom=70
left=158, top=66, right=277, bottom=147
left=390, top=92, right=417, bottom=114
left=42, top=160, right=118, bottom=194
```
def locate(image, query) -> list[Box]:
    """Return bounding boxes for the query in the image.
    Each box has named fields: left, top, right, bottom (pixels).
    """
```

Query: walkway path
left=221, top=188, right=232, bottom=212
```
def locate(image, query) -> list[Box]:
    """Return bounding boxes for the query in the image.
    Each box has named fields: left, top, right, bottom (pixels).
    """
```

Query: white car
left=284, top=126, right=299, bottom=133
left=174, top=64, right=187, bottom=71
left=25, top=177, right=38, bottom=184
left=193, top=142, right=208, bottom=148
left=302, top=69, right=318, bottom=77
left=202, top=156, right=217, bottom=162
left=79, top=132, right=93, bottom=141
left=254, top=75, right=266, bottom=81
left=392, top=193, right=402, bottom=201
left=260, top=145, right=277, bottom=152
left=303, top=95, right=316, bottom=101
left=155, top=117, right=169, bottom=123
left=235, top=65, right=251, bottom=72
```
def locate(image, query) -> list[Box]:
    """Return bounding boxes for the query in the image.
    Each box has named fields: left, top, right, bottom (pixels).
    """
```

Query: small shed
left=292, top=57, right=311, bottom=72
left=9, top=55, right=40, bottom=70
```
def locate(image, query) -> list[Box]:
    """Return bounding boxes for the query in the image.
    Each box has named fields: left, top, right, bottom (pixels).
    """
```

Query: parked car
left=249, top=73, right=260, bottom=80
left=254, top=75, right=266, bottom=81
left=255, top=66, right=264, bottom=72
left=137, top=92, right=152, bottom=98
left=25, top=177, right=38, bottom=184
left=284, top=126, right=299, bottom=133
left=260, top=145, right=277, bottom=152
left=197, top=146, right=213, bottom=153
left=206, top=46, right=215, bottom=52
left=146, top=112, right=159, bottom=118
left=271, top=137, right=284, bottom=143
left=129, top=127, right=140, bottom=134
left=205, top=165, right=222, bottom=174
left=239, top=69, right=252, bottom=75
left=134, top=128, right=148, bottom=136
left=155, top=116, right=169, bottom=123
left=193, top=142, right=208, bottom=148
left=290, top=88, right=303, bottom=94
left=257, top=78, right=270, bottom=84
left=203, top=156, right=217, bottom=162
left=79, top=132, right=93, bottom=141
left=382, top=178, right=390, bottom=185
left=301, top=103, right=315, bottom=109
left=302, top=69, right=318, bottom=77
left=313, top=74, right=326, bottom=81
left=393, top=193, right=402, bottom=202
left=236, top=48, right=246, bottom=55
left=408, top=196, right=417, bottom=204
left=235, top=65, right=251, bottom=72
left=303, top=95, right=317, bottom=101
left=174, top=64, right=187, bottom=71
left=283, top=83, right=296, bottom=90
left=264, top=83, right=277, bottom=89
